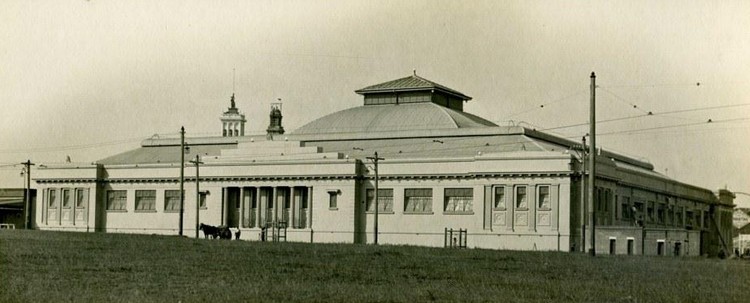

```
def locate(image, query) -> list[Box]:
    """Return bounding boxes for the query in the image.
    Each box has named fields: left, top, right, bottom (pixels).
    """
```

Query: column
left=259, top=187, right=266, bottom=227
left=291, top=187, right=297, bottom=228
left=239, top=187, right=245, bottom=228
left=255, top=187, right=261, bottom=227
left=222, top=187, right=228, bottom=226
left=307, top=186, right=313, bottom=228
left=529, top=184, right=537, bottom=232
left=271, top=187, right=277, bottom=223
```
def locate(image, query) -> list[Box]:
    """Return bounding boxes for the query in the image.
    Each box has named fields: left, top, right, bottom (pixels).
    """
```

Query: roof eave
left=354, top=87, right=472, bottom=101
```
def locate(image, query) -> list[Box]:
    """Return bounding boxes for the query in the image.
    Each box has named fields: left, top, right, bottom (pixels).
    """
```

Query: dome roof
left=292, top=103, right=497, bottom=135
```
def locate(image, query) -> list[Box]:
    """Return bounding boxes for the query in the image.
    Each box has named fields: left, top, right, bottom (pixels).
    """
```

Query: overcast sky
left=1, top=0, right=748, bottom=203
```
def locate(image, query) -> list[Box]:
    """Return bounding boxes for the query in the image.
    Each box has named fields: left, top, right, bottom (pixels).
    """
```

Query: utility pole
left=589, top=72, right=597, bottom=256
left=366, top=152, right=384, bottom=245
left=179, top=126, right=185, bottom=236
left=580, top=136, right=587, bottom=253
left=21, top=160, right=35, bottom=229
left=190, top=154, right=203, bottom=239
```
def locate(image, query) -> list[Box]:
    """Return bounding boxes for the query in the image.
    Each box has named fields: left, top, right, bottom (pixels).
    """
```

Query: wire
left=599, top=82, right=704, bottom=89
left=598, top=117, right=750, bottom=137
left=501, top=89, right=588, bottom=120
left=599, top=87, right=650, bottom=115
left=540, top=102, right=750, bottom=132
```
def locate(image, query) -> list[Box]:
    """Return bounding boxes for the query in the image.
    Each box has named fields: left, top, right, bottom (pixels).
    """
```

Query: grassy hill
left=1, top=230, right=749, bottom=302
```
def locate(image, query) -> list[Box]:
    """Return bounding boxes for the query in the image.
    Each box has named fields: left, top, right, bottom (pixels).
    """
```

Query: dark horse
left=199, top=223, right=220, bottom=239
left=217, top=225, right=232, bottom=240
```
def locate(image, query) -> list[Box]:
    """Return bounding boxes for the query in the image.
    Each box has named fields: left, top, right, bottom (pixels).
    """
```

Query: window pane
left=538, top=186, right=550, bottom=209
left=516, top=186, right=527, bottom=209
left=49, top=189, right=57, bottom=208
left=405, top=188, right=432, bottom=213
left=366, top=189, right=394, bottom=212
left=329, top=193, right=337, bottom=209
left=494, top=187, right=505, bottom=209
left=76, top=189, right=87, bottom=208
left=135, top=190, right=156, bottom=211
left=62, top=189, right=71, bottom=208
left=106, top=190, right=127, bottom=210
left=164, top=190, right=182, bottom=211
left=444, top=188, right=473, bottom=212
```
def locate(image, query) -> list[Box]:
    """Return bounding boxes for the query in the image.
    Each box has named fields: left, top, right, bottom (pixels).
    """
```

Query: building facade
left=33, top=74, right=735, bottom=256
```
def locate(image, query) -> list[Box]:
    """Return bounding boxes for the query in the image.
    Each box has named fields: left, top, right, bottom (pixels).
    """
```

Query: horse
left=199, top=223, right=220, bottom=239
left=217, top=225, right=232, bottom=240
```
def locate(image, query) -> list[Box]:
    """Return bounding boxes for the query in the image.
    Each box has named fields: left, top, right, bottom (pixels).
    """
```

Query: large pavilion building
left=33, top=74, right=735, bottom=256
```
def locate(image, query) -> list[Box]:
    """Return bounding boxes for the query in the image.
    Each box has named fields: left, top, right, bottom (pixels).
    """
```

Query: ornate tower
left=220, top=94, right=246, bottom=137
left=266, top=101, right=285, bottom=140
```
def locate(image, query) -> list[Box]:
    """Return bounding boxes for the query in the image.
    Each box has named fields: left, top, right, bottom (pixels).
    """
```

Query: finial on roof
left=230, top=93, right=236, bottom=109
left=413, top=69, right=416, bottom=76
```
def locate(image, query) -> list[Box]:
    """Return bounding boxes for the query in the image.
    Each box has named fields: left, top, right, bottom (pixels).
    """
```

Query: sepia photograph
left=1, top=1, right=749, bottom=302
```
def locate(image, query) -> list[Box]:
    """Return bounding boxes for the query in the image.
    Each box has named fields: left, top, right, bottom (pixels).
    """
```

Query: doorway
left=226, top=188, right=241, bottom=228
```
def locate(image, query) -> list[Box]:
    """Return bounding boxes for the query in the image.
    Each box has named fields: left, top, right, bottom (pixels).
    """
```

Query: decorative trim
left=36, top=178, right=98, bottom=184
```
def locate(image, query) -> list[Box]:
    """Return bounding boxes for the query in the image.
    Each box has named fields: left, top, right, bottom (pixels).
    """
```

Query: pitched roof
left=355, top=75, right=472, bottom=100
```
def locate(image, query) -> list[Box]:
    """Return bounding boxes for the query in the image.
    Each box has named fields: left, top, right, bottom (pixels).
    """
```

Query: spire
left=221, top=93, right=246, bottom=137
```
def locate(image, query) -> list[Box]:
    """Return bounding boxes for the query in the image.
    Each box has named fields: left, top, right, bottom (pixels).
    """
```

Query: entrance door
left=226, top=188, right=240, bottom=228
left=74, top=189, right=88, bottom=226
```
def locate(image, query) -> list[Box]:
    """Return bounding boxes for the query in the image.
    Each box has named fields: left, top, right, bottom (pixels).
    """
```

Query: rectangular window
left=76, top=189, right=87, bottom=208
left=62, top=189, right=71, bottom=208
left=604, top=190, right=610, bottom=212
left=657, top=203, right=666, bottom=224
left=621, top=197, right=630, bottom=219
left=537, top=186, right=551, bottom=209
left=48, top=189, right=58, bottom=209
left=695, top=211, right=702, bottom=228
left=515, top=186, right=527, bottom=209
left=444, top=188, right=473, bottom=213
left=199, top=192, right=207, bottom=209
left=404, top=188, right=433, bottom=213
left=667, top=205, right=674, bottom=226
left=647, top=201, right=655, bottom=223
left=164, top=190, right=182, bottom=211
left=685, top=210, right=694, bottom=227
left=135, top=190, right=156, bottom=211
left=493, top=186, right=505, bottom=210
left=675, top=206, right=683, bottom=226
left=366, top=189, right=393, bottom=213
left=106, top=190, right=127, bottom=211
left=328, top=191, right=338, bottom=209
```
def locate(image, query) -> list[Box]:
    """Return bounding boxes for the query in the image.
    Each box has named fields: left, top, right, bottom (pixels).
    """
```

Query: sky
left=1, top=0, right=749, bottom=203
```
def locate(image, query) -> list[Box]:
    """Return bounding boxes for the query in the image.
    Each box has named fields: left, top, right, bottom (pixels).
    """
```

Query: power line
left=599, top=87, right=650, bottom=115
left=502, top=89, right=588, bottom=120
left=541, top=102, right=750, bottom=132
left=599, top=82, right=704, bottom=89
left=597, top=117, right=750, bottom=137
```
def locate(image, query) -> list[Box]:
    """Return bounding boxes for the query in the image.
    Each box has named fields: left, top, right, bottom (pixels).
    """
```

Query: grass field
left=1, top=230, right=749, bottom=303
